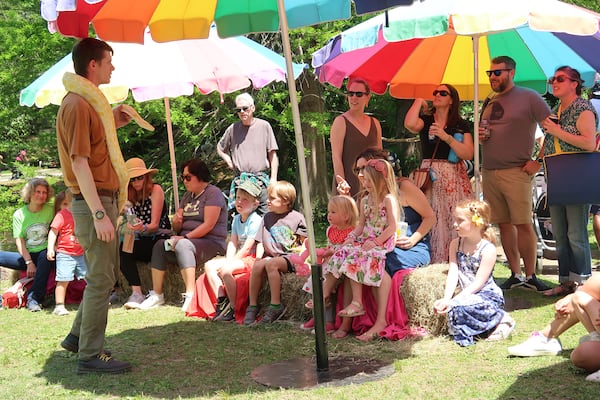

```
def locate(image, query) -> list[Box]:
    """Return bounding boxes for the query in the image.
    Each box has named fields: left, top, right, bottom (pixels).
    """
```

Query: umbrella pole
left=164, top=97, right=180, bottom=208
left=277, top=0, right=328, bottom=371
left=472, top=35, right=481, bottom=199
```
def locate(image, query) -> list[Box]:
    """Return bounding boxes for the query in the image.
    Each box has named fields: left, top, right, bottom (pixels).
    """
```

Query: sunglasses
left=129, top=175, right=145, bottom=183
left=234, top=105, right=251, bottom=113
left=432, top=90, right=450, bottom=97
left=547, top=75, right=574, bottom=84
left=353, top=166, right=365, bottom=175
left=347, top=91, right=368, bottom=98
left=485, top=69, right=512, bottom=77
left=180, top=174, right=193, bottom=182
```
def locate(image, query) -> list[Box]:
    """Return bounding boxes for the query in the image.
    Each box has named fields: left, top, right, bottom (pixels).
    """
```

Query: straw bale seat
left=400, top=263, right=450, bottom=336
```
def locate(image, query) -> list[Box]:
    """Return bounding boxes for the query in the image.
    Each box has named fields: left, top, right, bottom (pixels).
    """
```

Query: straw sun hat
left=126, top=158, right=158, bottom=179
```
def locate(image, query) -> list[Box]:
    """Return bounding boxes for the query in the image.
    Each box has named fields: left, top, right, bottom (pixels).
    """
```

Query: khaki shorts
left=482, top=167, right=533, bottom=225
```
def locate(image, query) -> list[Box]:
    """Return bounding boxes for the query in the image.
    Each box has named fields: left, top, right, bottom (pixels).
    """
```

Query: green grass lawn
left=1, top=263, right=598, bottom=400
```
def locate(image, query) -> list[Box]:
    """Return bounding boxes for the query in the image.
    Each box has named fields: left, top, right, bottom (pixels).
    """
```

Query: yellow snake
left=62, top=72, right=152, bottom=211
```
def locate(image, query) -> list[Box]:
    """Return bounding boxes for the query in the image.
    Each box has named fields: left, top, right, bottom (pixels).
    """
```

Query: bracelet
left=143, top=223, right=148, bottom=232
left=348, top=232, right=358, bottom=239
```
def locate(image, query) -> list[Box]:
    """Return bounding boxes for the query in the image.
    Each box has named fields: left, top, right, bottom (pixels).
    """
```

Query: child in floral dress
left=292, top=195, right=358, bottom=331
left=323, top=159, right=399, bottom=319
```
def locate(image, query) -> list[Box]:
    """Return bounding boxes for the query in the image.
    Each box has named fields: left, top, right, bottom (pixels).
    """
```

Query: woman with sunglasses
left=118, top=158, right=172, bottom=309
left=537, top=66, right=598, bottom=297
left=140, top=159, right=228, bottom=312
left=404, top=84, right=474, bottom=263
left=330, top=78, right=382, bottom=198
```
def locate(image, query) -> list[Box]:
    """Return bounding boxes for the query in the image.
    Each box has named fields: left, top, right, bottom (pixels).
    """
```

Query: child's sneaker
left=53, top=305, right=69, bottom=316
left=215, top=304, right=235, bottom=322
left=243, top=305, right=259, bottom=325
left=138, top=290, right=164, bottom=310
left=507, top=331, right=562, bottom=357
left=213, top=296, right=230, bottom=320
left=259, top=304, right=287, bottom=324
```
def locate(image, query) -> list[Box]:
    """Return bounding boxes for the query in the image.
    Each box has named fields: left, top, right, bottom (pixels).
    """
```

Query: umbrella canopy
left=313, top=25, right=600, bottom=101
left=21, top=28, right=305, bottom=107
left=41, top=0, right=413, bottom=43
left=21, top=28, right=306, bottom=207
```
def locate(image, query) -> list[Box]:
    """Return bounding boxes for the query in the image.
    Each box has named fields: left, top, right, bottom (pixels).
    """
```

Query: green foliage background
left=0, top=0, right=598, bottom=227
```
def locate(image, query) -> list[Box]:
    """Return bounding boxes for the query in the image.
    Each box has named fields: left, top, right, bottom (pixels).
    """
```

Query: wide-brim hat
left=126, top=157, right=158, bottom=179
left=236, top=180, right=262, bottom=198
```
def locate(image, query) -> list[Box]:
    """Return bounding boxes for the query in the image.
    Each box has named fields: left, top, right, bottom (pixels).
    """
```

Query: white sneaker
left=181, top=293, right=193, bottom=312
left=138, top=290, right=165, bottom=309
left=53, top=305, right=69, bottom=316
left=507, top=331, right=562, bottom=357
left=123, top=292, right=146, bottom=309
left=579, top=331, right=600, bottom=345
left=586, top=369, right=600, bottom=382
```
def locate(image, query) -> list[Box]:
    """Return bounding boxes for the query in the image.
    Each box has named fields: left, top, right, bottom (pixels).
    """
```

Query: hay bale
left=116, top=262, right=199, bottom=304
left=400, top=263, right=450, bottom=336
left=257, top=272, right=311, bottom=322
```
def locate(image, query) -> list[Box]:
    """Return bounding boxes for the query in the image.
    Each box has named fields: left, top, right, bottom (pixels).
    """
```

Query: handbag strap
left=553, top=105, right=563, bottom=154
left=426, top=137, right=441, bottom=169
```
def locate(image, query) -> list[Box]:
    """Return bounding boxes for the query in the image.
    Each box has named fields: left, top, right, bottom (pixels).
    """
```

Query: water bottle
left=447, top=133, right=464, bottom=163
left=124, top=202, right=140, bottom=225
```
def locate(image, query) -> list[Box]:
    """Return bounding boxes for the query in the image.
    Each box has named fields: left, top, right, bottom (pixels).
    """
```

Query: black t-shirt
left=419, top=114, right=472, bottom=159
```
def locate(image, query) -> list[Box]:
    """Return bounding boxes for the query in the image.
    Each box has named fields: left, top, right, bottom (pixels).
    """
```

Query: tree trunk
left=297, top=70, right=329, bottom=213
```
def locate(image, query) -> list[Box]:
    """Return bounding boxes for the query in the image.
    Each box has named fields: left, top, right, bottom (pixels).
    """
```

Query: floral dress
left=302, top=225, right=354, bottom=294
left=324, top=197, right=395, bottom=287
left=447, top=238, right=505, bottom=347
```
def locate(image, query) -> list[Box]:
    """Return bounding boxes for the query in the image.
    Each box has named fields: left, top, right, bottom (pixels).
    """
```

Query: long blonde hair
left=361, top=159, right=400, bottom=221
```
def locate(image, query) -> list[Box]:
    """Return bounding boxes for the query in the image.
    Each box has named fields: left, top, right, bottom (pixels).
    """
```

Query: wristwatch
left=25, top=260, right=32, bottom=265
left=536, top=158, right=544, bottom=164
left=93, top=209, right=106, bottom=220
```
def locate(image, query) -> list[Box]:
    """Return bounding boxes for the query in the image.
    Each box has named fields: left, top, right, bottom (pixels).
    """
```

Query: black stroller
left=532, top=170, right=557, bottom=272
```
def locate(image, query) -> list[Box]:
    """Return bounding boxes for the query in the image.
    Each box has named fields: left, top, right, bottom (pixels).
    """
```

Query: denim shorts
left=56, top=252, right=87, bottom=281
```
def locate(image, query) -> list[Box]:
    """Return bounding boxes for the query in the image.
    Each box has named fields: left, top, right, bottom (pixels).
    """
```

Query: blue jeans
left=0, top=249, right=55, bottom=302
left=549, top=203, right=592, bottom=284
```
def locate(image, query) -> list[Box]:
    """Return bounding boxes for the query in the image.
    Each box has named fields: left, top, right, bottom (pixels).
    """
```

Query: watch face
left=94, top=210, right=105, bottom=220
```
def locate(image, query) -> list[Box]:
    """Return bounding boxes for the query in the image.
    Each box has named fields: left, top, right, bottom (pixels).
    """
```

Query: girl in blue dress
left=434, top=200, right=514, bottom=346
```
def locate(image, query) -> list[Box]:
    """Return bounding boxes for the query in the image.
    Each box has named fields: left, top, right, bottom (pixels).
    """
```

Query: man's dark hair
left=72, top=38, right=113, bottom=77
left=491, top=55, right=516, bottom=70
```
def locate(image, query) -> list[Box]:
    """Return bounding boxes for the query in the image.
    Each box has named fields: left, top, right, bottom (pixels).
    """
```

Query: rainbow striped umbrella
left=313, top=0, right=600, bottom=100
left=313, top=25, right=600, bottom=101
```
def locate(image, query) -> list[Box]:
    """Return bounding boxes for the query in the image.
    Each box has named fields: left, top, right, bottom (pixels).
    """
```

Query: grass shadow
left=35, top=317, right=417, bottom=398
left=496, top=357, right=598, bottom=400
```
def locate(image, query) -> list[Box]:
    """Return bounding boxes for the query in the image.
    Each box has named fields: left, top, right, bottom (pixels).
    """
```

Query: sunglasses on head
left=432, top=90, right=450, bottom=97
left=485, top=68, right=512, bottom=77
left=548, top=75, right=574, bottom=84
left=347, top=91, right=368, bottom=98
left=180, top=174, right=193, bottom=182
left=129, top=175, right=145, bottom=183
left=234, top=105, right=251, bottom=113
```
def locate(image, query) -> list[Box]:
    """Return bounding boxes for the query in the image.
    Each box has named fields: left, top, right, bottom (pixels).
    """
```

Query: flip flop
left=338, top=301, right=365, bottom=318
left=543, top=283, right=575, bottom=297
